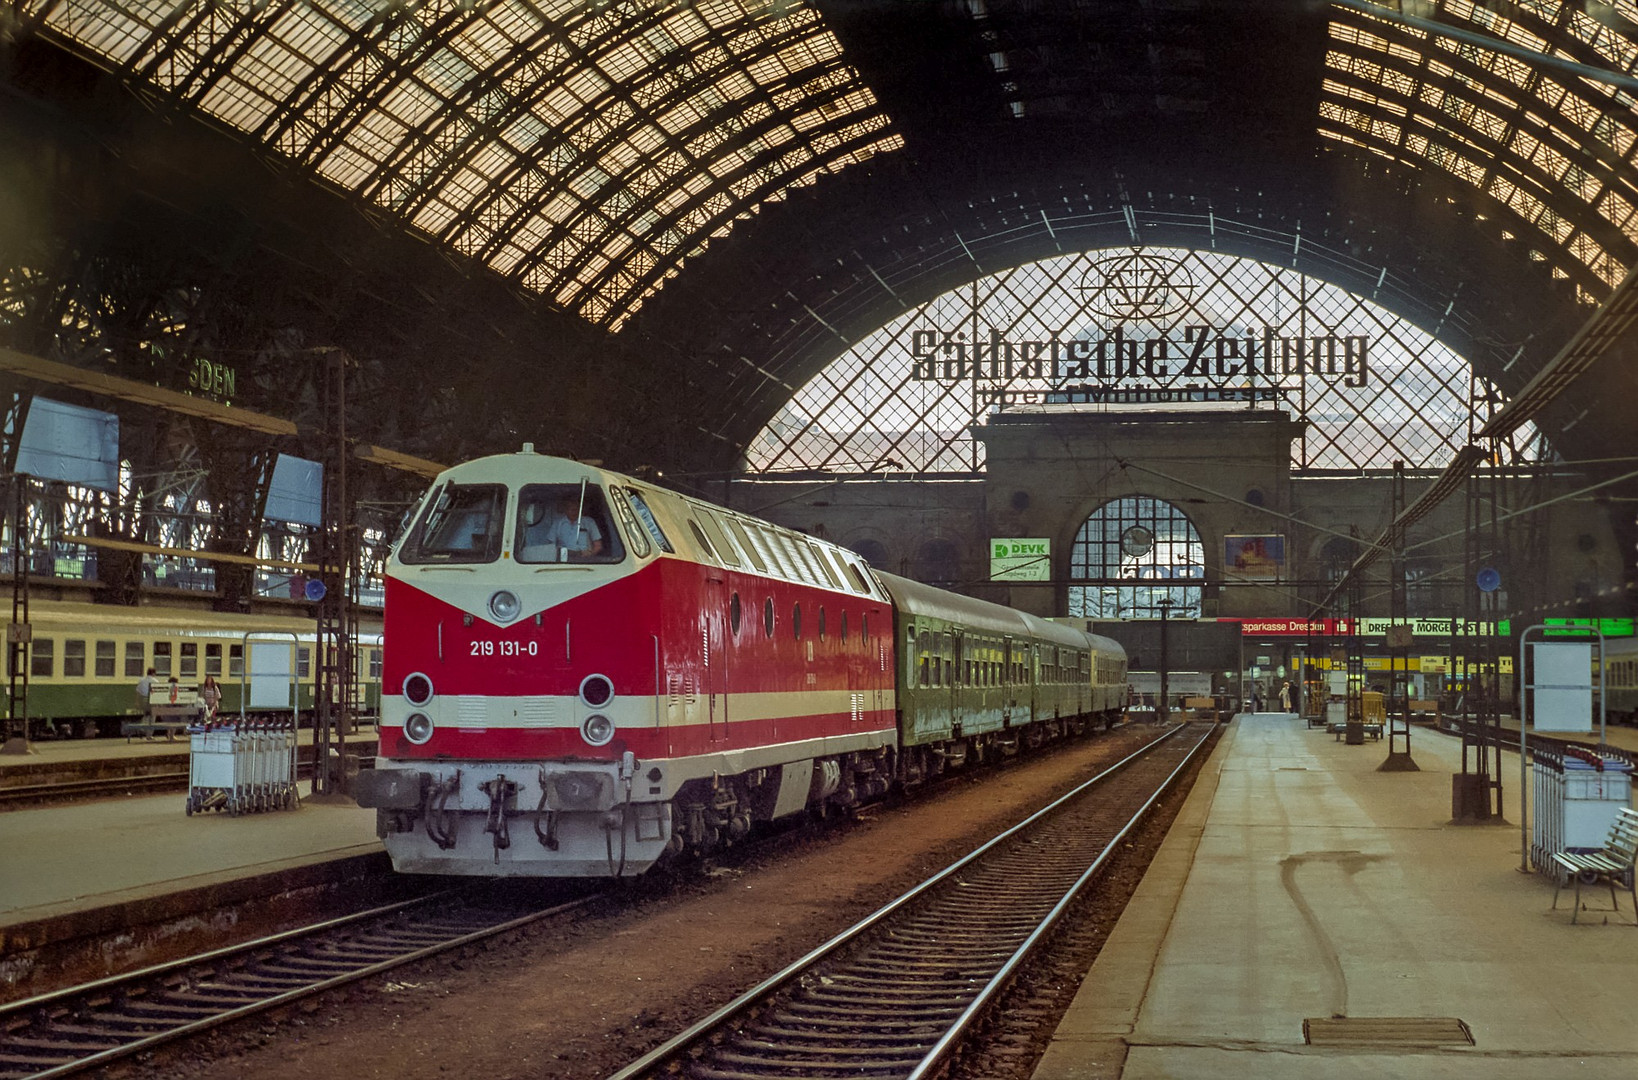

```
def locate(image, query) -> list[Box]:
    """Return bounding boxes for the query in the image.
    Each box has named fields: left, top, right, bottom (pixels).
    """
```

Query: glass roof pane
left=38, top=0, right=898, bottom=329
left=747, top=247, right=1539, bottom=475
left=1321, top=4, right=1638, bottom=304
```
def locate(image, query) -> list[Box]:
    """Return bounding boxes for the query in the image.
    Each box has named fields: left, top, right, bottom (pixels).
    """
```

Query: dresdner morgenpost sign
left=991, top=538, right=1051, bottom=581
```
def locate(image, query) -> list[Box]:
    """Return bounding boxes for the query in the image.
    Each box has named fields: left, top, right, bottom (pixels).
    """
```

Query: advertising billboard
left=990, top=538, right=1050, bottom=581
left=1224, top=534, right=1285, bottom=579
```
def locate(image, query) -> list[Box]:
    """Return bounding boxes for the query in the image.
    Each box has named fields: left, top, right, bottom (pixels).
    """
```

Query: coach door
left=705, top=577, right=728, bottom=743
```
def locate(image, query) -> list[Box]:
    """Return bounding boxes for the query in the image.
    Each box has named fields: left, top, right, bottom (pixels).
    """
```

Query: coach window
left=401, top=483, right=505, bottom=564
left=180, top=642, right=198, bottom=679
left=96, top=640, right=115, bottom=678
left=124, top=642, right=144, bottom=678
left=64, top=639, right=86, bottom=678
left=153, top=641, right=172, bottom=677
left=730, top=593, right=742, bottom=637
left=369, top=649, right=383, bottom=679
left=298, top=647, right=311, bottom=679
left=764, top=597, right=775, bottom=638
left=792, top=603, right=803, bottom=640
left=229, top=644, right=244, bottom=678
left=31, top=638, right=53, bottom=678
left=205, top=643, right=222, bottom=678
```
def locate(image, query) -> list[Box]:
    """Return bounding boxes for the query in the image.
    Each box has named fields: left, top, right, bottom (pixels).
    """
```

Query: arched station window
left=1069, top=497, right=1204, bottom=619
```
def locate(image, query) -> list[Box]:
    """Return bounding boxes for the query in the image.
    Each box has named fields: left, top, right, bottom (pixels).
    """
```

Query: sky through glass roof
left=746, top=247, right=1534, bottom=474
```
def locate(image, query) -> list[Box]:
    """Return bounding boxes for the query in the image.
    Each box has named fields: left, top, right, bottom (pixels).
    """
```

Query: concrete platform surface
left=1033, top=712, right=1638, bottom=1080
left=0, top=792, right=379, bottom=924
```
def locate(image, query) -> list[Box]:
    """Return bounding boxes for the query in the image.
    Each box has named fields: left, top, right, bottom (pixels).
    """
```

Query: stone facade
left=728, top=405, right=1626, bottom=623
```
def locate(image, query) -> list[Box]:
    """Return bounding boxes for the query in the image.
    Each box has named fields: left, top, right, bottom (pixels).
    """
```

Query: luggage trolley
left=186, top=632, right=302, bottom=815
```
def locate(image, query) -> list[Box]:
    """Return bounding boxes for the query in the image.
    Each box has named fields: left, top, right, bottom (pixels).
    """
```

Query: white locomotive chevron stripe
left=385, top=687, right=888, bottom=730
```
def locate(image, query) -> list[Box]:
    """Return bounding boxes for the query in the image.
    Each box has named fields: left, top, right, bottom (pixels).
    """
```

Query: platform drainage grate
left=1303, top=1016, right=1474, bottom=1046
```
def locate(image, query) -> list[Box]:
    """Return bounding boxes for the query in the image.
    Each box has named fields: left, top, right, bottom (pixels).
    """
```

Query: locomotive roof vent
left=520, top=442, right=535, bottom=454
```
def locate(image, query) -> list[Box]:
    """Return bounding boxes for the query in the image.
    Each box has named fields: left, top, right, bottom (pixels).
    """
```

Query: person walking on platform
left=1279, top=680, right=1292, bottom=712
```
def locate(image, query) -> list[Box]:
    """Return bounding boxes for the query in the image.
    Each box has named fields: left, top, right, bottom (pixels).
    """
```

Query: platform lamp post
left=1157, top=596, right=1173, bottom=725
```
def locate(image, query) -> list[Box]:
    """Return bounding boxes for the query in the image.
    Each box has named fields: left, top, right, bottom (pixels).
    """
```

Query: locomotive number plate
left=470, top=639, right=539, bottom=657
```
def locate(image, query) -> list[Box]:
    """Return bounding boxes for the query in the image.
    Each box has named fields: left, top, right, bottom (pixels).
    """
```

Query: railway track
left=605, top=720, right=1215, bottom=1080
left=0, top=885, right=596, bottom=1079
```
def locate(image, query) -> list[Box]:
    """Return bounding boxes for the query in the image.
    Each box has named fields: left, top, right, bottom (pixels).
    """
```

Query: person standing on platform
left=135, top=667, right=155, bottom=721
left=1279, top=680, right=1292, bottom=712
left=200, top=675, right=221, bottom=725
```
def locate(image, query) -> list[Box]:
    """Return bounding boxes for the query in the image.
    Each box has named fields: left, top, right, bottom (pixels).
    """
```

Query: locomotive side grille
left=517, top=697, right=557, bottom=727
left=457, top=696, right=488, bottom=728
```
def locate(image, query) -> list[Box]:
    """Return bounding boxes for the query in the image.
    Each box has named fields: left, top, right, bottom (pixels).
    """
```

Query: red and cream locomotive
left=357, top=446, right=1126, bottom=876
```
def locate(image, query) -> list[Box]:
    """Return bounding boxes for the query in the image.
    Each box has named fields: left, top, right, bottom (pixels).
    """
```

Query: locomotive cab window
left=401, top=483, right=506, bottom=564
left=514, top=485, right=624, bottom=564
left=624, top=489, right=675, bottom=553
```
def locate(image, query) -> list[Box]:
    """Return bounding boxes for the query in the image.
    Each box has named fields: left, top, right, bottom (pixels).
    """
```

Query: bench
left=1327, top=721, right=1383, bottom=741
left=1551, top=807, right=1638, bottom=924
left=122, top=719, right=191, bottom=741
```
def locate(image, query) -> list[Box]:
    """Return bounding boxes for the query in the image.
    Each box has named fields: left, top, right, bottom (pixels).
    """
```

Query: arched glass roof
left=746, top=247, right=1536, bottom=474
left=29, top=0, right=900, bottom=327
left=1322, top=1, right=1638, bottom=303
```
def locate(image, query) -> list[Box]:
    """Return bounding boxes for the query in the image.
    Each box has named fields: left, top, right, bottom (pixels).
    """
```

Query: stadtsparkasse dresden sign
left=909, top=324, right=1371, bottom=389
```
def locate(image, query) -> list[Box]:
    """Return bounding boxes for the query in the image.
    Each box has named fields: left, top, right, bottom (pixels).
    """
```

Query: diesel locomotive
left=356, top=446, right=1127, bottom=876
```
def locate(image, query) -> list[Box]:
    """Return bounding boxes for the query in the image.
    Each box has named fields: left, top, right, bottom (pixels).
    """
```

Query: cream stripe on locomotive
left=383, top=688, right=889, bottom=730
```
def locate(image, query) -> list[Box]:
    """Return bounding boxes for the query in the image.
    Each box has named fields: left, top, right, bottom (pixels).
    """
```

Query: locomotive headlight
left=404, top=712, right=435, bottom=745
left=403, top=672, right=434, bottom=706
left=580, top=674, right=614, bottom=708
left=581, top=713, right=615, bottom=747
left=489, top=589, right=521, bottom=622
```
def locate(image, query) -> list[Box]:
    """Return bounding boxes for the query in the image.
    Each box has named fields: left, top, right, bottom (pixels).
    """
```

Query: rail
left=0, top=886, right=596, bottom=1079
left=603, top=721, right=1214, bottom=1080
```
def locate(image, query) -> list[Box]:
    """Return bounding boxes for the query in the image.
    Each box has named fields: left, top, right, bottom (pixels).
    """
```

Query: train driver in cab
left=520, top=491, right=605, bottom=562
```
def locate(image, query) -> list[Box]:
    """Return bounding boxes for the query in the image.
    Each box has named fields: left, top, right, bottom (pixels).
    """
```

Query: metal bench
left=1551, top=807, right=1638, bottom=924
left=122, top=719, right=191, bottom=741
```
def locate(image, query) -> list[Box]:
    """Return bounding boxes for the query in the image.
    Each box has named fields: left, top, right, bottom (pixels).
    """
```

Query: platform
left=0, top=789, right=380, bottom=925
left=1034, top=712, right=1638, bottom=1079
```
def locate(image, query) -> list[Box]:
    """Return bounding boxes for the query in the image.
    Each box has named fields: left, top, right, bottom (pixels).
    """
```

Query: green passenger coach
left=8, top=600, right=383, bottom=739
left=876, top=572, right=1127, bottom=781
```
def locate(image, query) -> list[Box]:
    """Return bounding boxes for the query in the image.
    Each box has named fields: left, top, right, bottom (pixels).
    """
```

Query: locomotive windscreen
left=399, top=483, right=506, bottom=564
